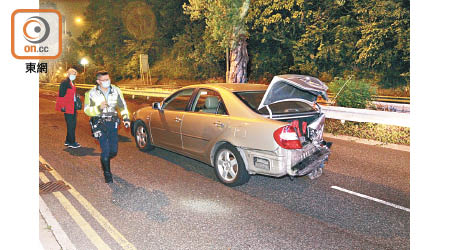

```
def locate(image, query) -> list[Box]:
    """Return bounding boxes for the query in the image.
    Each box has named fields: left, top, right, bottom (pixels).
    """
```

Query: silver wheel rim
left=136, top=126, right=148, bottom=148
left=216, top=149, right=238, bottom=182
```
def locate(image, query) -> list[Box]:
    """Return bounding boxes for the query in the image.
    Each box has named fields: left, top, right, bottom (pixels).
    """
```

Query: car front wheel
left=214, top=144, right=250, bottom=186
left=134, top=120, right=153, bottom=151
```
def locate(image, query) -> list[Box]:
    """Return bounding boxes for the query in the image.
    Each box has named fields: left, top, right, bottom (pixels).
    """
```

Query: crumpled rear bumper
left=239, top=142, right=331, bottom=178
left=291, top=146, right=330, bottom=176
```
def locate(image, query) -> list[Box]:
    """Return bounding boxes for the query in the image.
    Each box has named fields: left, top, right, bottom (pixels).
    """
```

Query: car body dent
left=133, top=76, right=331, bottom=180
left=237, top=142, right=327, bottom=177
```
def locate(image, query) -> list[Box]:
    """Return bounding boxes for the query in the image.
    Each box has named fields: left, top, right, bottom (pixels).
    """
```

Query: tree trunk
left=226, top=47, right=229, bottom=83
left=228, top=36, right=248, bottom=83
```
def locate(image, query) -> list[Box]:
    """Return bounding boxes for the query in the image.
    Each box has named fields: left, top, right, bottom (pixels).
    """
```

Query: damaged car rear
left=131, top=74, right=332, bottom=186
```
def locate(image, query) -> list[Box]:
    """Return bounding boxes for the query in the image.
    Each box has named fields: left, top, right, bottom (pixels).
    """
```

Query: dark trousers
left=99, top=120, right=119, bottom=159
left=64, top=112, right=77, bottom=144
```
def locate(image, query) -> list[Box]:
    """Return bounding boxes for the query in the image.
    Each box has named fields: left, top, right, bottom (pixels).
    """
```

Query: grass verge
left=324, top=119, right=410, bottom=145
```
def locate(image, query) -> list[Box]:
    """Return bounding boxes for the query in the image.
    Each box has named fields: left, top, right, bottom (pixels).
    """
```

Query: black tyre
left=214, top=144, right=250, bottom=186
left=134, top=120, right=153, bottom=151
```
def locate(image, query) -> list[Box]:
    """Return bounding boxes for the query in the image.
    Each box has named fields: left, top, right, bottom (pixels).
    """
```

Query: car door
left=151, top=88, right=195, bottom=151
left=181, top=89, right=229, bottom=159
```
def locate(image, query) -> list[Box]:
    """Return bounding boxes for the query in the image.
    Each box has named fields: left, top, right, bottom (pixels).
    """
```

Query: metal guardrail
left=321, top=106, right=409, bottom=127
left=327, top=93, right=410, bottom=104
left=43, top=83, right=174, bottom=98
left=42, top=83, right=409, bottom=127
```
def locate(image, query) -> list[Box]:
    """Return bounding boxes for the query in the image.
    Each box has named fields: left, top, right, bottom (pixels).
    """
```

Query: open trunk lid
left=257, top=75, right=328, bottom=111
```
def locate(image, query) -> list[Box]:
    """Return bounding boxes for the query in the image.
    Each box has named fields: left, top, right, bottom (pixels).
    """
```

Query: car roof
left=183, top=83, right=268, bottom=92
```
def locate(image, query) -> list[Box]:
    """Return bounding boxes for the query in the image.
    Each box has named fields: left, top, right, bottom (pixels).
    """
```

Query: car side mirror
left=152, top=102, right=162, bottom=110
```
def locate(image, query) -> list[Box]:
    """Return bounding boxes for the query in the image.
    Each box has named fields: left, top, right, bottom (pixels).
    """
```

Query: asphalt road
left=39, top=88, right=410, bottom=250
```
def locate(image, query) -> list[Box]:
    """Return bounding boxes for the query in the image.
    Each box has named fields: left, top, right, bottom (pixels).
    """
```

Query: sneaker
left=64, top=141, right=69, bottom=146
left=68, top=142, right=81, bottom=148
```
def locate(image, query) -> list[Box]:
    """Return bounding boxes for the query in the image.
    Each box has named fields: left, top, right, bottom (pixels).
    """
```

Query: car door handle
left=214, top=121, right=224, bottom=128
left=174, top=117, right=182, bottom=123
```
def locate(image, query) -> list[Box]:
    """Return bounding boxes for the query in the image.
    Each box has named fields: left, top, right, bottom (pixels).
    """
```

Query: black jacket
left=58, top=77, right=73, bottom=97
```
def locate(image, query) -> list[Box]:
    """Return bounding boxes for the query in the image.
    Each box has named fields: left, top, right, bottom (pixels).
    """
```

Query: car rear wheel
left=134, top=121, right=153, bottom=151
left=214, top=144, right=250, bottom=186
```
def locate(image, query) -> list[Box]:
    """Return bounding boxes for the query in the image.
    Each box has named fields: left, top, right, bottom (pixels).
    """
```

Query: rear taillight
left=273, top=125, right=302, bottom=149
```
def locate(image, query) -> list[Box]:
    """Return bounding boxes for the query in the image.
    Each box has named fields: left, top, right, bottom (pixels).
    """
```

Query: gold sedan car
left=131, top=75, right=332, bottom=186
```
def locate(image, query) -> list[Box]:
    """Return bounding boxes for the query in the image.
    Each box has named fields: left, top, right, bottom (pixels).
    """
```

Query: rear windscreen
left=234, top=91, right=315, bottom=115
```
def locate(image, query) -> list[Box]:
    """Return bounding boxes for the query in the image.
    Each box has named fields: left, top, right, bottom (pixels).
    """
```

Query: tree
left=78, top=0, right=188, bottom=82
left=78, top=0, right=132, bottom=81
left=247, top=0, right=306, bottom=79
left=248, top=0, right=361, bottom=79
left=353, top=0, right=410, bottom=87
left=183, top=0, right=250, bottom=83
left=171, top=21, right=225, bottom=79
left=247, top=0, right=409, bottom=87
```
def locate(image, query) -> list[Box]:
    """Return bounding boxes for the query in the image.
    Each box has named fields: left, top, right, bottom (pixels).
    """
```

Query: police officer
left=84, top=70, right=130, bottom=183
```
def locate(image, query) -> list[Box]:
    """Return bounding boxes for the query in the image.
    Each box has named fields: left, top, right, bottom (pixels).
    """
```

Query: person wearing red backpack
left=56, top=68, right=81, bottom=148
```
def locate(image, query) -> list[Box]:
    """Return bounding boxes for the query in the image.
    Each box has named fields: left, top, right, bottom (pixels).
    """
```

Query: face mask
left=69, top=75, right=76, bottom=81
left=101, top=80, right=111, bottom=88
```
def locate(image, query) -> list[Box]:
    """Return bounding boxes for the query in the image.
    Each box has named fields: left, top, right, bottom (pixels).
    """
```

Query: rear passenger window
left=163, top=89, right=194, bottom=111
left=191, top=89, right=227, bottom=115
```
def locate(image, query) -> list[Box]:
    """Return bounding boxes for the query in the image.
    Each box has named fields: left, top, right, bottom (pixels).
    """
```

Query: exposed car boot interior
left=278, top=113, right=321, bottom=124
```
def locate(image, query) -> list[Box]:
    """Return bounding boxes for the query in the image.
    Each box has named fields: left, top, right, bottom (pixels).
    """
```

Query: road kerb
left=40, top=173, right=112, bottom=250
left=39, top=196, right=77, bottom=250
left=40, top=155, right=137, bottom=250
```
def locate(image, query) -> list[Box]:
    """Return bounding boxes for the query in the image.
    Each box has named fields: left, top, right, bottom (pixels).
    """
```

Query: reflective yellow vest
left=84, top=84, right=129, bottom=120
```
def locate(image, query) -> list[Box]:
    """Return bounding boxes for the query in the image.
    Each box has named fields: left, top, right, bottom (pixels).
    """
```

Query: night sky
left=41, top=0, right=89, bottom=37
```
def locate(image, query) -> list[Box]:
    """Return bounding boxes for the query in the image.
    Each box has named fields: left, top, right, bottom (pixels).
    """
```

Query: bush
left=376, top=84, right=410, bottom=97
left=324, top=119, right=410, bottom=145
left=329, top=79, right=376, bottom=108
left=150, top=56, right=194, bottom=80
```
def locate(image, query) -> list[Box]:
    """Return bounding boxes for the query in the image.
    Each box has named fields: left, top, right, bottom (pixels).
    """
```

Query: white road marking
left=331, top=186, right=410, bottom=212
